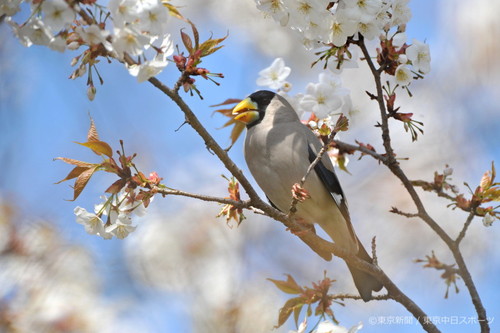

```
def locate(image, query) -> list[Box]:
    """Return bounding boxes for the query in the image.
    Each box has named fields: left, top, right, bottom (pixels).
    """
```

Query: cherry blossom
left=394, top=64, right=413, bottom=86
left=391, top=0, right=412, bottom=27
left=328, top=10, right=357, bottom=47
left=41, top=0, right=75, bottom=33
left=300, top=72, right=349, bottom=118
left=76, top=24, right=113, bottom=51
left=112, top=26, right=152, bottom=58
left=74, top=206, right=105, bottom=236
left=407, top=39, right=431, bottom=74
left=256, top=57, right=291, bottom=90
left=9, top=18, right=53, bottom=47
left=0, top=0, right=22, bottom=17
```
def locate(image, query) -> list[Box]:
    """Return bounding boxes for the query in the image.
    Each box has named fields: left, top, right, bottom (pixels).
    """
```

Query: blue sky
left=1, top=0, right=499, bottom=332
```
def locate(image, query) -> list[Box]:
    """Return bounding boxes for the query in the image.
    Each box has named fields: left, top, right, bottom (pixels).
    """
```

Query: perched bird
left=232, top=90, right=382, bottom=301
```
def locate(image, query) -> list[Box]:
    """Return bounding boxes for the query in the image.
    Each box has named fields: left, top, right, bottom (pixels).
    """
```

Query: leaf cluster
left=415, top=251, right=460, bottom=299
left=268, top=274, right=342, bottom=329
left=216, top=175, right=245, bottom=227
left=55, top=119, right=161, bottom=207
left=173, top=22, right=227, bottom=98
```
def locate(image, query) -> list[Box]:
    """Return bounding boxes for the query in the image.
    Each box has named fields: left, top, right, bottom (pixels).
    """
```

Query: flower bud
left=483, top=213, right=495, bottom=227
left=443, top=166, right=453, bottom=176
left=87, top=85, right=96, bottom=101
left=67, top=41, right=80, bottom=50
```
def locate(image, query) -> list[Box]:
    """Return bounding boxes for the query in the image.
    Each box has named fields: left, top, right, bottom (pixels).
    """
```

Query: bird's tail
left=346, top=239, right=383, bottom=302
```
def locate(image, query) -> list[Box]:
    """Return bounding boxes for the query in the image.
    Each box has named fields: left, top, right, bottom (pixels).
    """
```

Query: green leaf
left=276, top=297, right=304, bottom=328
left=163, top=2, right=186, bottom=21
left=268, top=274, right=303, bottom=294
left=76, top=141, right=113, bottom=158
left=293, top=304, right=304, bottom=327
left=337, top=154, right=351, bottom=175
left=198, top=33, right=228, bottom=57
left=203, top=45, right=224, bottom=57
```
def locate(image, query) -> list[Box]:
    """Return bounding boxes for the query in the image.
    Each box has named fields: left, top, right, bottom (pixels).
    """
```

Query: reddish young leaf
left=333, top=113, right=349, bottom=132
left=181, top=29, right=194, bottom=54
left=71, top=165, right=98, bottom=201
left=87, top=117, right=100, bottom=142
left=190, top=21, right=199, bottom=49
left=76, top=141, right=113, bottom=158
left=491, top=161, right=496, bottom=182
left=54, top=157, right=95, bottom=167
left=210, top=98, right=242, bottom=107
left=105, top=178, right=127, bottom=194
left=55, top=166, right=91, bottom=184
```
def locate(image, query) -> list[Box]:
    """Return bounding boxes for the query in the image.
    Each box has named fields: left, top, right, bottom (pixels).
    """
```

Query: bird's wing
left=307, top=140, right=356, bottom=242
left=266, top=195, right=280, bottom=211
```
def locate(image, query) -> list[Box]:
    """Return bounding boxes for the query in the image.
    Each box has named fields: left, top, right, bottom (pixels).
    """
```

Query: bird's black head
left=248, top=90, right=276, bottom=111
left=232, top=90, right=276, bottom=128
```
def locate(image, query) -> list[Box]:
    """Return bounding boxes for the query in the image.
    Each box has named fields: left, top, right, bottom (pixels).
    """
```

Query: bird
left=232, top=90, right=382, bottom=301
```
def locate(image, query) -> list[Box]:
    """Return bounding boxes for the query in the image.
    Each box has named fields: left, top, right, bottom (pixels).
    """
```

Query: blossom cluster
left=256, top=57, right=351, bottom=126
left=255, top=57, right=352, bottom=168
left=4, top=0, right=175, bottom=96
left=56, top=118, right=161, bottom=239
left=75, top=190, right=149, bottom=239
left=256, top=0, right=412, bottom=49
left=255, top=0, right=431, bottom=89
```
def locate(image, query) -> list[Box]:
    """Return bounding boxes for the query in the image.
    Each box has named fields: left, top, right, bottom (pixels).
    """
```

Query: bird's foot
left=287, top=217, right=316, bottom=237
left=291, top=183, right=311, bottom=202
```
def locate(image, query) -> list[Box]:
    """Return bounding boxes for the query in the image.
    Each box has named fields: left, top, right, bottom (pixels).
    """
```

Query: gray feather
left=243, top=92, right=382, bottom=300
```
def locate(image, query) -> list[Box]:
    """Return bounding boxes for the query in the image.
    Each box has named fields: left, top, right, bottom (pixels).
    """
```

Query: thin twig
left=371, top=236, right=378, bottom=266
left=288, top=132, right=336, bottom=216
left=155, top=187, right=252, bottom=208
left=390, top=207, right=419, bottom=218
left=455, top=210, right=476, bottom=246
left=334, top=140, right=387, bottom=163
left=330, top=293, right=391, bottom=301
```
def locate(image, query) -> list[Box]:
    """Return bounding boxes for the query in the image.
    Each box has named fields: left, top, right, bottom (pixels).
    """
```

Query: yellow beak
left=232, top=98, right=260, bottom=124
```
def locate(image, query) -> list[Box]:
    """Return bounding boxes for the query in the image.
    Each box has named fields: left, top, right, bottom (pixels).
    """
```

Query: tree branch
left=455, top=210, right=476, bottom=245
left=356, top=36, right=489, bottom=332
left=330, top=293, right=391, bottom=301
left=145, top=74, right=442, bottom=333
left=155, top=187, right=252, bottom=208
left=334, top=140, right=387, bottom=163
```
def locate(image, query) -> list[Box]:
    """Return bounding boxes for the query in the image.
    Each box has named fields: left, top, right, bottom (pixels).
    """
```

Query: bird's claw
left=291, top=183, right=311, bottom=202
